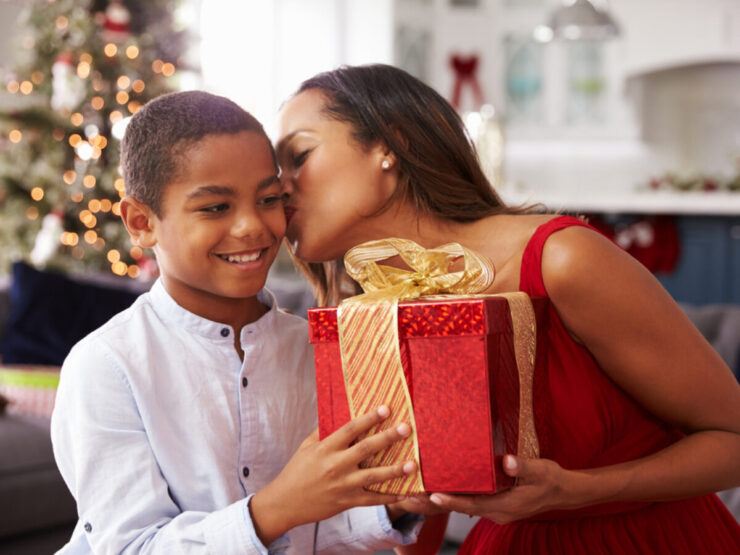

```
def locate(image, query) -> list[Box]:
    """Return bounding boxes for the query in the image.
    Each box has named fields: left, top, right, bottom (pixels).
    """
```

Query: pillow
left=0, top=262, right=141, bottom=366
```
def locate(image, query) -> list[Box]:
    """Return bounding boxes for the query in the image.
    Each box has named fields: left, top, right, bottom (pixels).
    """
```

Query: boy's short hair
left=120, top=90, right=268, bottom=216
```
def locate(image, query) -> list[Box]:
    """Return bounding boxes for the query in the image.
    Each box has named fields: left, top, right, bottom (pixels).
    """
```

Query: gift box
left=0, top=365, right=61, bottom=419
left=308, top=295, right=550, bottom=494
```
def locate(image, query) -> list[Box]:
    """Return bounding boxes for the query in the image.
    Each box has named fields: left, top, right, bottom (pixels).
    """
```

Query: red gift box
left=308, top=295, right=550, bottom=494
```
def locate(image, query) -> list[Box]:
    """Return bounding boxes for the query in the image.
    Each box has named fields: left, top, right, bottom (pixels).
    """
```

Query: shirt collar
left=148, top=279, right=279, bottom=342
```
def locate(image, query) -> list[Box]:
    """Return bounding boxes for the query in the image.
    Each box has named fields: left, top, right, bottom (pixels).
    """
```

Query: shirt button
left=242, top=377, right=248, bottom=388
left=220, top=327, right=230, bottom=337
left=242, top=466, right=250, bottom=478
left=84, top=522, right=92, bottom=533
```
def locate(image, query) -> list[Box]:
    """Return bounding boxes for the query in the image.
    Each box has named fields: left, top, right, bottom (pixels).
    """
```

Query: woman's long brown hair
left=288, top=64, right=531, bottom=306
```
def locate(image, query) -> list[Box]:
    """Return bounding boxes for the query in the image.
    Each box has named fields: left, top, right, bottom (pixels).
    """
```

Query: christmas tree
left=0, top=0, right=190, bottom=279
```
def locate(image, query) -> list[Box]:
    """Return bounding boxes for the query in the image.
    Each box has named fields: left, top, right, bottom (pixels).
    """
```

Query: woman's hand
left=250, top=406, right=417, bottom=545
left=428, top=455, right=572, bottom=524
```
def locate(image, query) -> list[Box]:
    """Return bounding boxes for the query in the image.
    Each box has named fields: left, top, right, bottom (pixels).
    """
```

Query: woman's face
left=276, top=89, right=395, bottom=262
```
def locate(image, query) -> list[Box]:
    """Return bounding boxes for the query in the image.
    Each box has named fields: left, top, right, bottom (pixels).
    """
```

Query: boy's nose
left=231, top=210, right=267, bottom=239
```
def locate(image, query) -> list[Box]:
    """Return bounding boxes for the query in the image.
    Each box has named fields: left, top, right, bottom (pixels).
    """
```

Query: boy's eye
left=199, top=203, right=229, bottom=213
left=258, top=194, right=285, bottom=207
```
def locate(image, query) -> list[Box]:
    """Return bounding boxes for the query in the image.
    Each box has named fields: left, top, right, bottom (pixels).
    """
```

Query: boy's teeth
left=222, top=251, right=261, bottom=263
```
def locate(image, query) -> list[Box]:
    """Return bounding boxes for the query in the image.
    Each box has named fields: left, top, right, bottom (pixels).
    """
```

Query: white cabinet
left=614, top=0, right=740, bottom=77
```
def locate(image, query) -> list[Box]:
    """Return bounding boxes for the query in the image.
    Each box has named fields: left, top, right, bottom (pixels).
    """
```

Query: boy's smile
left=142, top=131, right=285, bottom=329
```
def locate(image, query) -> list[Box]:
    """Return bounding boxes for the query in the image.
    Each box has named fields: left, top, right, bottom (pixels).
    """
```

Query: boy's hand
left=388, top=494, right=449, bottom=517
left=250, top=406, right=417, bottom=546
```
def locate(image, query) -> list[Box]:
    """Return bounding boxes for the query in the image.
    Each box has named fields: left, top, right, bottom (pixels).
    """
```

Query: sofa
left=0, top=262, right=738, bottom=554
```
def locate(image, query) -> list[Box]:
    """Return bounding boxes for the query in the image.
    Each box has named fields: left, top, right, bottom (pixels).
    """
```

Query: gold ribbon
left=337, top=238, right=538, bottom=494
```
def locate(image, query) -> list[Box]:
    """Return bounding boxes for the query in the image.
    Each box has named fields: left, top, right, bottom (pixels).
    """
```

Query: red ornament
left=450, top=54, right=484, bottom=110
left=102, top=0, right=131, bottom=43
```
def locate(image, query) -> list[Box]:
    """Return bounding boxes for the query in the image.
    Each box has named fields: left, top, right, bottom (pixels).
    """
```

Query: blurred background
left=0, top=1, right=738, bottom=553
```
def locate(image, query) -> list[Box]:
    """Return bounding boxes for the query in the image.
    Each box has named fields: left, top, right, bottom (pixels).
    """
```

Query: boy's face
left=148, top=131, right=284, bottom=315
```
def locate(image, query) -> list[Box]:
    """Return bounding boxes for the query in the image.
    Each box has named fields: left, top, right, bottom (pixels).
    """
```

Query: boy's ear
left=119, top=196, right=158, bottom=248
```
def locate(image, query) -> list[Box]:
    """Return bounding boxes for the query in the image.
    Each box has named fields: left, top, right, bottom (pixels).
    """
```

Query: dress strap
left=519, top=215, right=597, bottom=297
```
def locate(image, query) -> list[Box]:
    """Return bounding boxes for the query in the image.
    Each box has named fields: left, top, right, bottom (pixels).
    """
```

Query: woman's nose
left=279, top=172, right=295, bottom=194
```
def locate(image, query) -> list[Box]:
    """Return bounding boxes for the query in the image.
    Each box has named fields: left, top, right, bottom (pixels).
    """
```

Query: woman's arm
left=430, top=226, right=740, bottom=522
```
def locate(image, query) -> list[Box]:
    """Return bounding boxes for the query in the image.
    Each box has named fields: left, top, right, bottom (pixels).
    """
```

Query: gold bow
left=343, top=237, right=495, bottom=301
left=337, top=238, right=538, bottom=495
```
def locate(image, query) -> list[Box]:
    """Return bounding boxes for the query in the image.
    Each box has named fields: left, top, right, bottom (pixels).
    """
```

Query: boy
left=50, top=91, right=422, bottom=554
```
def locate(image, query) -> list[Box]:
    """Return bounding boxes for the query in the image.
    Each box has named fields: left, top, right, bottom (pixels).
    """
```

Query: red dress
left=459, top=216, right=740, bottom=554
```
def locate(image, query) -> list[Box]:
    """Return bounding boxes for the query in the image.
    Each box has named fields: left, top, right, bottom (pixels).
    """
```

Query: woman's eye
left=200, top=203, right=229, bottom=213
left=292, top=150, right=309, bottom=167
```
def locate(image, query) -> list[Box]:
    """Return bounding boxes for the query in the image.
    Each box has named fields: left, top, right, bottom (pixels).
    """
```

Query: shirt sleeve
left=51, top=339, right=261, bottom=555
left=313, top=506, right=424, bottom=554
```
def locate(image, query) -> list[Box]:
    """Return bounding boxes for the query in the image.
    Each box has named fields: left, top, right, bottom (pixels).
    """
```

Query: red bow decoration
left=450, top=54, right=484, bottom=110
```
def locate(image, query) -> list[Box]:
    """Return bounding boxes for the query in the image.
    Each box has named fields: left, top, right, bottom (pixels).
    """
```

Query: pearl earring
left=381, top=160, right=391, bottom=170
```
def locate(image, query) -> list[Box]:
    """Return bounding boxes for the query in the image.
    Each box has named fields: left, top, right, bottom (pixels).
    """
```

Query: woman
left=275, top=64, right=740, bottom=553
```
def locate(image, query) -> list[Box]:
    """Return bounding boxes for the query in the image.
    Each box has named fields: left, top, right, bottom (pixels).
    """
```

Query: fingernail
left=409, top=496, right=425, bottom=504
left=396, top=423, right=410, bottom=436
left=430, top=494, right=443, bottom=505
left=377, top=406, right=390, bottom=418
left=504, top=455, right=517, bottom=471
left=402, top=461, right=416, bottom=474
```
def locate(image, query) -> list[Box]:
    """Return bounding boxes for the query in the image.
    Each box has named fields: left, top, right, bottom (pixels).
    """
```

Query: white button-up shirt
left=51, top=280, right=420, bottom=554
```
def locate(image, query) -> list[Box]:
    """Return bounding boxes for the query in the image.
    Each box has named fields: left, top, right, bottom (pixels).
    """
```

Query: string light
left=152, top=59, right=164, bottom=73
left=52, top=128, right=65, bottom=141
left=9, top=130, right=22, bottom=143
left=83, top=175, right=96, bottom=188
left=126, top=45, right=139, bottom=59
left=80, top=53, right=93, bottom=64
left=26, top=206, right=39, bottom=220
left=112, top=202, right=121, bottom=215
left=62, top=232, right=79, bottom=246
left=104, top=43, right=118, bottom=57
left=20, top=81, right=33, bottom=94
left=70, top=112, right=84, bottom=126
left=6, top=80, right=19, bottom=94
left=117, top=75, right=131, bottom=89
left=70, top=191, right=84, bottom=203
left=132, top=79, right=145, bottom=93
left=30, top=187, right=44, bottom=201
left=91, top=96, right=104, bottom=110
left=76, top=141, right=94, bottom=161
left=77, top=62, right=91, bottom=79
left=88, top=199, right=101, bottom=212
left=161, top=63, right=175, bottom=76
left=68, top=134, right=82, bottom=147
left=31, top=71, right=43, bottom=85
left=116, top=91, right=129, bottom=104
left=100, top=199, right=113, bottom=212
left=110, top=110, right=123, bottom=123
left=127, top=265, right=140, bottom=278
left=93, top=237, right=105, bottom=250
left=84, top=230, right=98, bottom=244
left=111, top=261, right=127, bottom=275
left=107, top=249, right=121, bottom=263
left=128, top=100, right=142, bottom=114
left=129, top=246, right=143, bottom=259
left=55, top=16, right=68, bottom=30
left=63, top=170, right=77, bottom=184
left=72, top=246, right=84, bottom=259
